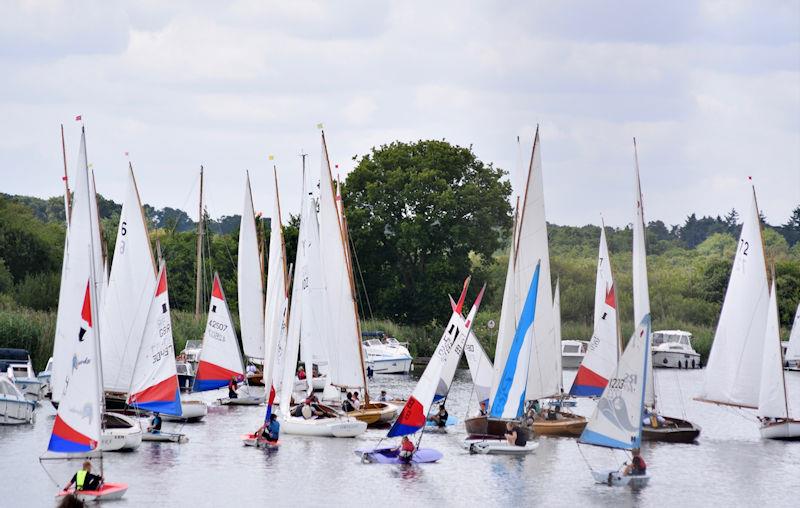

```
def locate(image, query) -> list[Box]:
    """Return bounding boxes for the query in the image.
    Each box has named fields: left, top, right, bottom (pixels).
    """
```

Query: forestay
left=48, top=282, right=102, bottom=453
left=388, top=288, right=484, bottom=438
left=194, top=274, right=245, bottom=391
left=758, top=280, right=789, bottom=419
left=238, top=173, right=265, bottom=362
left=579, top=314, right=651, bottom=450
left=52, top=129, right=106, bottom=403
left=128, top=265, right=182, bottom=416
left=571, top=227, right=619, bottom=397
left=100, top=166, right=157, bottom=394
left=698, top=188, right=769, bottom=408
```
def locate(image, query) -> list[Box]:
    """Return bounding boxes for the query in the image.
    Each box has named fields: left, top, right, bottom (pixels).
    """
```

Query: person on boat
left=352, top=392, right=362, bottom=410
left=531, top=399, right=541, bottom=414
left=228, top=377, right=239, bottom=399
left=367, top=365, right=374, bottom=380
left=642, top=409, right=665, bottom=428
left=379, top=390, right=388, bottom=402
left=257, top=413, right=281, bottom=443
left=342, top=392, right=355, bottom=412
left=504, top=421, right=528, bottom=447
left=64, top=461, right=103, bottom=492
left=623, top=449, right=647, bottom=476
left=147, top=412, right=162, bottom=433
left=297, top=366, right=306, bottom=380
left=478, top=401, right=488, bottom=416
left=428, top=404, right=449, bottom=427
left=397, top=436, right=415, bottom=463
left=246, top=363, right=257, bottom=376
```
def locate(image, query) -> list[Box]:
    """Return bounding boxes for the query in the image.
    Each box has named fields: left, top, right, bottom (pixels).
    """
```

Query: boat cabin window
left=563, top=344, right=581, bottom=354
left=11, top=366, right=28, bottom=378
left=103, top=414, right=130, bottom=429
left=176, top=364, right=188, bottom=375
left=365, top=339, right=381, bottom=347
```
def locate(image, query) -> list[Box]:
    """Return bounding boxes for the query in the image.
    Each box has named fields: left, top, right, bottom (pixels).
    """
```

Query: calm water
left=2, top=368, right=799, bottom=507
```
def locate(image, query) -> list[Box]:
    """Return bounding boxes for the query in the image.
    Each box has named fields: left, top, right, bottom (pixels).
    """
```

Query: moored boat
left=0, top=374, right=36, bottom=425
left=651, top=330, right=701, bottom=369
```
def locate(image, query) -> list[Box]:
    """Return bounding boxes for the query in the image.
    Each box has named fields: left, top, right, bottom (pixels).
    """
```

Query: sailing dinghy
left=578, top=314, right=652, bottom=488
left=357, top=287, right=485, bottom=464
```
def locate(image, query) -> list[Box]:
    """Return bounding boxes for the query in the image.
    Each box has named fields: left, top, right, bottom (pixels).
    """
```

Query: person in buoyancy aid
left=504, top=421, right=528, bottom=447
left=624, top=448, right=647, bottom=476
left=397, top=436, right=415, bottom=463
left=64, top=461, right=103, bottom=492
left=228, top=377, right=239, bottom=399
left=342, top=392, right=355, bottom=412
left=427, top=404, right=448, bottom=427
left=147, top=412, right=162, bottom=434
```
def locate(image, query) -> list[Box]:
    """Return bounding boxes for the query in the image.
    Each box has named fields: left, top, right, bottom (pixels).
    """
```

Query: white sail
left=264, top=169, right=290, bottom=395
left=127, top=265, right=182, bottom=416
left=100, top=166, right=157, bottom=394
left=699, top=188, right=769, bottom=408
left=579, top=314, right=651, bottom=450
left=632, top=142, right=655, bottom=408
left=299, top=197, right=328, bottom=392
left=318, top=134, right=364, bottom=389
left=570, top=227, right=619, bottom=396
left=758, top=280, right=790, bottom=419
left=489, top=223, right=517, bottom=405
left=238, top=173, right=265, bottom=362
left=553, top=278, right=563, bottom=392
left=785, top=303, right=800, bottom=362
left=193, top=273, right=245, bottom=391
left=48, top=281, right=102, bottom=452
left=281, top=236, right=304, bottom=413
left=51, top=129, right=105, bottom=403
left=464, top=331, right=493, bottom=407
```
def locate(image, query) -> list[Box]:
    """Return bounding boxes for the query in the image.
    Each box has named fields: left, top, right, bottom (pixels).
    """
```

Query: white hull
left=101, top=412, right=142, bottom=451
left=463, top=439, right=539, bottom=455
left=220, top=395, right=264, bottom=406
left=366, top=357, right=412, bottom=374
left=281, top=416, right=366, bottom=437
left=142, top=431, right=188, bottom=443
left=652, top=350, right=700, bottom=369
left=759, top=420, right=800, bottom=440
left=161, top=400, right=208, bottom=422
left=0, top=397, right=36, bottom=425
left=13, top=378, right=44, bottom=400
left=592, top=470, right=650, bottom=488
left=293, top=376, right=327, bottom=392
left=561, top=355, right=584, bottom=369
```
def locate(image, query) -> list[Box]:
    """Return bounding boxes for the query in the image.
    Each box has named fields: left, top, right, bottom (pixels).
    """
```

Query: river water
left=2, top=368, right=799, bottom=507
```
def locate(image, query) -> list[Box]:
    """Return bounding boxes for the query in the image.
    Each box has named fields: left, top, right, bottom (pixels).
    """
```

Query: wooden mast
left=60, top=124, right=71, bottom=223
left=194, top=166, right=204, bottom=320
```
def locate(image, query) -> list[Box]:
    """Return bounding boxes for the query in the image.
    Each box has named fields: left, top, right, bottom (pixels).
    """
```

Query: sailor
left=504, top=421, right=528, bottom=447
left=397, top=436, right=415, bottom=463
left=624, top=449, right=647, bottom=476
left=427, top=404, right=448, bottom=427
left=228, top=377, right=239, bottom=399
left=148, top=412, right=163, bottom=433
left=367, top=365, right=374, bottom=380
left=64, top=461, right=103, bottom=492
left=352, top=392, right=362, bottom=410
left=297, top=366, right=307, bottom=380
left=342, top=392, right=355, bottom=412
left=478, top=401, right=488, bottom=416
left=379, top=390, right=388, bottom=402
left=258, top=413, right=281, bottom=443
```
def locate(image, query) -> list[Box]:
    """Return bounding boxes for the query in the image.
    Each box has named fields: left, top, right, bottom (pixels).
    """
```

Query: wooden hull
left=464, top=415, right=519, bottom=439
left=642, top=415, right=701, bottom=443
left=348, top=402, right=399, bottom=426
left=533, top=414, right=587, bottom=437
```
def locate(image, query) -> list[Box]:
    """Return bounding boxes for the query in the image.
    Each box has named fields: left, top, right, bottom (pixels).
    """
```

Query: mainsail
left=193, top=274, right=245, bottom=391
left=127, top=265, right=182, bottom=416
left=757, top=279, right=790, bottom=419
left=238, top=172, right=265, bottom=362
left=570, top=227, right=619, bottom=396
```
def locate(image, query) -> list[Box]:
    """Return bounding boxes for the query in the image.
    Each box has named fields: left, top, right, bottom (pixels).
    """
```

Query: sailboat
left=357, top=287, right=485, bottom=463
left=577, top=314, right=652, bottom=488
left=193, top=273, right=255, bottom=403
left=465, top=128, right=577, bottom=439
left=631, top=140, right=700, bottom=443
left=698, top=183, right=799, bottom=440
left=784, top=303, right=800, bottom=371
left=128, top=264, right=188, bottom=443
left=238, top=172, right=266, bottom=385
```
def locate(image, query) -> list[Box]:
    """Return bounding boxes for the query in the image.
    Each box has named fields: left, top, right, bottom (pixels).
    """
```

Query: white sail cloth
left=758, top=280, right=790, bottom=419
left=238, top=173, right=265, bottom=362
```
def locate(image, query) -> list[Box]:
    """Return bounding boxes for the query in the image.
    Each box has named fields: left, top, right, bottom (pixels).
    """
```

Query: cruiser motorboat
left=652, top=330, right=701, bottom=369
left=101, top=412, right=143, bottom=451
left=560, top=340, right=588, bottom=369
left=0, top=348, right=44, bottom=400
left=37, top=357, right=54, bottom=398
left=176, top=360, right=195, bottom=391
left=362, top=334, right=413, bottom=374
left=0, top=375, right=36, bottom=424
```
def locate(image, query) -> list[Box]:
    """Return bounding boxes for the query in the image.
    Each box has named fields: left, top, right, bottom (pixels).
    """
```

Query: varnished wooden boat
left=347, top=402, right=399, bottom=426
left=641, top=415, right=701, bottom=443
left=464, top=415, right=519, bottom=439
left=532, top=412, right=587, bottom=437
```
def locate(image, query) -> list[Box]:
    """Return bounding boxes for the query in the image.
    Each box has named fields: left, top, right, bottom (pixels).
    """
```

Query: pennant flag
left=268, top=155, right=274, bottom=160
left=75, top=115, right=82, bottom=121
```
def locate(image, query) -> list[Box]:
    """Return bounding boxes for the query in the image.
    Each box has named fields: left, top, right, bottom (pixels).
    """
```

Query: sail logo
left=69, top=402, right=94, bottom=424
left=597, top=396, right=637, bottom=432
left=71, top=355, right=91, bottom=371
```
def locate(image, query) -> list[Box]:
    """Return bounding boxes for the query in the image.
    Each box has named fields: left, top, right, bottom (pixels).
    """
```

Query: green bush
left=15, top=272, right=61, bottom=311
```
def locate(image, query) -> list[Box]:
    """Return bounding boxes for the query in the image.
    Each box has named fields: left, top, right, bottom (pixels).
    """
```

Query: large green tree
left=344, top=140, right=512, bottom=324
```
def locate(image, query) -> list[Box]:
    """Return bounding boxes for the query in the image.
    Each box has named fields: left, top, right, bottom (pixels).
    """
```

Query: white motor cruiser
left=0, top=349, right=44, bottom=400
left=0, top=375, right=36, bottom=425
left=362, top=335, right=413, bottom=374
left=560, top=340, right=588, bottom=369
left=652, top=330, right=701, bottom=369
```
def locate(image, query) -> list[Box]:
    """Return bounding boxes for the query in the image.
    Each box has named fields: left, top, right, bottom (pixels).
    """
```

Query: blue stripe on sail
left=130, top=390, right=183, bottom=417
left=579, top=429, right=635, bottom=450
left=490, top=262, right=541, bottom=419
left=48, top=434, right=94, bottom=453
left=570, top=385, right=604, bottom=397
left=192, top=378, right=228, bottom=392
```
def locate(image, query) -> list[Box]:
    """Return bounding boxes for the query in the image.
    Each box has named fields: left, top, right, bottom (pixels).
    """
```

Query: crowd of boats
left=2, top=125, right=799, bottom=502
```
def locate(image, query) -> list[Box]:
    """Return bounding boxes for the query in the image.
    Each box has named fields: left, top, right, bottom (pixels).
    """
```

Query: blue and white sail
left=579, top=314, right=651, bottom=450
left=489, top=260, right=541, bottom=419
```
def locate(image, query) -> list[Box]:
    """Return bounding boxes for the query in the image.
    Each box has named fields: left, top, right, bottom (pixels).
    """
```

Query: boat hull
left=281, top=416, right=366, bottom=437
left=241, top=433, right=280, bottom=449
left=463, top=439, right=539, bottom=455
left=57, top=483, right=128, bottom=501
left=425, top=415, right=459, bottom=428
left=561, top=355, right=584, bottom=369
left=355, top=446, right=442, bottom=464
left=161, top=400, right=208, bottom=422
left=759, top=420, right=800, bottom=440
left=219, top=395, right=264, bottom=406
left=533, top=414, right=587, bottom=437
left=641, top=415, right=701, bottom=443
left=101, top=412, right=142, bottom=451
left=652, top=350, right=700, bottom=369
left=0, top=396, right=36, bottom=425
left=348, top=402, right=399, bottom=426
left=592, top=470, right=650, bottom=488
left=142, top=431, right=188, bottom=443
left=366, top=357, right=412, bottom=374
left=464, top=415, right=519, bottom=439
left=13, top=377, right=44, bottom=400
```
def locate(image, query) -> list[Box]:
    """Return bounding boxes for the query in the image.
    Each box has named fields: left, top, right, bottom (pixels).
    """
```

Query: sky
left=0, top=0, right=798, bottom=228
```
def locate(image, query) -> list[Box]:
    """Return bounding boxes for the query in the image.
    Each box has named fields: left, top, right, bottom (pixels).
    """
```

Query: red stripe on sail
left=81, top=281, right=92, bottom=327
left=129, top=376, right=179, bottom=404
left=155, top=267, right=168, bottom=296
left=195, top=360, right=243, bottom=382
left=604, top=283, right=616, bottom=309
left=52, top=415, right=96, bottom=448
left=211, top=275, right=224, bottom=300
left=573, top=365, right=608, bottom=388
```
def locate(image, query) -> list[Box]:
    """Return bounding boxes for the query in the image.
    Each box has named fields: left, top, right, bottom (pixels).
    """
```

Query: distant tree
left=696, top=233, right=736, bottom=259
left=779, top=205, right=800, bottom=246
left=345, top=140, right=512, bottom=324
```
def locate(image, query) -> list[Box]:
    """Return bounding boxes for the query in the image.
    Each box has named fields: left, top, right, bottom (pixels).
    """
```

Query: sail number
left=152, top=344, right=174, bottom=364
left=208, top=320, right=228, bottom=332
left=739, top=239, right=749, bottom=256
left=608, top=374, right=637, bottom=392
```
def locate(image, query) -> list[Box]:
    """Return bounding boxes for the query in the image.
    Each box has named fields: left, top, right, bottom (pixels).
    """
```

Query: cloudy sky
left=1, top=1, right=798, bottom=227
